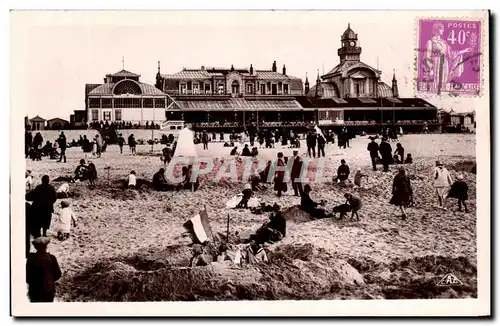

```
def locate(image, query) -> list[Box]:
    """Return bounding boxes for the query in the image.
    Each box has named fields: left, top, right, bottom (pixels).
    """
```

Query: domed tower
left=337, top=23, right=362, bottom=64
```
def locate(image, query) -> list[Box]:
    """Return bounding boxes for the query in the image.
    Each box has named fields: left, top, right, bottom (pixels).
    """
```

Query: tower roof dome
left=341, top=23, right=357, bottom=40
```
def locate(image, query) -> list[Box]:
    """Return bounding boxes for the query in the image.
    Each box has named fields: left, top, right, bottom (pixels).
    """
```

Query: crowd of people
left=23, top=123, right=472, bottom=302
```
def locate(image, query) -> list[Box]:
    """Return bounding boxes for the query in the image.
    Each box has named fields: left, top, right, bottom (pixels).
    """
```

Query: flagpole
left=226, top=214, right=230, bottom=243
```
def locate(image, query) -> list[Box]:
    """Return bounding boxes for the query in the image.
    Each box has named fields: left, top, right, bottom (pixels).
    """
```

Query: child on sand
left=54, top=200, right=77, bottom=241
left=404, top=153, right=413, bottom=164
left=87, top=163, right=97, bottom=187
left=447, top=175, right=469, bottom=213
left=128, top=171, right=137, bottom=189
left=354, top=169, right=368, bottom=187
left=236, top=183, right=253, bottom=209
left=344, top=193, right=362, bottom=220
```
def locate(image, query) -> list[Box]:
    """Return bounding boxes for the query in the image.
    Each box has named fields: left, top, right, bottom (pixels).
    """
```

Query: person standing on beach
left=202, top=130, right=209, bottom=150
left=290, top=150, right=303, bottom=196
left=274, top=152, right=287, bottom=197
left=306, top=131, right=316, bottom=158
left=57, top=132, right=67, bottom=163
left=26, top=237, right=62, bottom=302
left=390, top=167, right=413, bottom=219
left=367, top=137, right=379, bottom=171
left=117, top=133, right=125, bottom=154
left=317, top=134, right=326, bottom=158
left=447, top=174, right=469, bottom=213
left=128, top=134, right=137, bottom=155
left=29, top=175, right=57, bottom=237
left=378, top=138, right=393, bottom=172
left=434, top=161, right=453, bottom=210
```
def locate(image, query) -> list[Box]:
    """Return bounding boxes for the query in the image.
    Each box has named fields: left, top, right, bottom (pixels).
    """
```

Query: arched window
left=231, top=81, right=240, bottom=94
left=113, top=80, right=142, bottom=95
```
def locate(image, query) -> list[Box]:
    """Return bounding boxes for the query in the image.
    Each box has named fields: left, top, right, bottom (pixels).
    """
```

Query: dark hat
left=32, top=237, right=50, bottom=249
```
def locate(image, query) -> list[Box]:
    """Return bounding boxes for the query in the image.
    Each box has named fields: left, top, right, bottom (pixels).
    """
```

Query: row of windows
left=88, top=98, right=166, bottom=108
left=177, top=81, right=290, bottom=95
left=91, top=109, right=122, bottom=121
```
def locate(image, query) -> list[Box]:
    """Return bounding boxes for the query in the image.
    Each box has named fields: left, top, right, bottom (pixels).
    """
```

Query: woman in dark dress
left=394, top=143, right=405, bottom=164
left=300, top=184, right=328, bottom=219
left=28, top=175, right=57, bottom=237
left=273, top=152, right=287, bottom=197
left=389, top=167, right=413, bottom=220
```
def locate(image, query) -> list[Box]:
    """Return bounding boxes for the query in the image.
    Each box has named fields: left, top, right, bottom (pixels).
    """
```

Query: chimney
left=272, top=61, right=277, bottom=72
left=201, top=66, right=205, bottom=70
left=250, top=64, right=253, bottom=75
left=231, top=64, right=234, bottom=71
left=282, top=64, right=286, bottom=75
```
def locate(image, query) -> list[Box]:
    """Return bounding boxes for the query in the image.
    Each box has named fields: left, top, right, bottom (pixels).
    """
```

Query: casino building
left=154, top=24, right=438, bottom=132
left=82, top=24, right=438, bottom=132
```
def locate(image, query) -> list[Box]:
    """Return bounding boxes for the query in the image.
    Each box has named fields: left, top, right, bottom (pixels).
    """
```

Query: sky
left=11, top=10, right=488, bottom=120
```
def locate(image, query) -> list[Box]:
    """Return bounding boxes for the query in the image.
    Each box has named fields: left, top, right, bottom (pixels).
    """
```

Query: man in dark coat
left=26, top=237, right=62, bottom=302
left=26, top=202, right=33, bottom=258
left=28, top=175, right=57, bottom=237
left=317, top=134, right=326, bottom=158
left=117, top=133, right=125, bottom=154
left=367, top=137, right=379, bottom=171
left=379, top=137, right=393, bottom=172
left=81, top=135, right=91, bottom=154
left=33, top=132, right=43, bottom=150
left=306, top=132, right=316, bottom=158
left=202, top=131, right=209, bottom=150
left=25, top=131, right=33, bottom=158
left=57, top=132, right=67, bottom=163
left=290, top=150, right=304, bottom=196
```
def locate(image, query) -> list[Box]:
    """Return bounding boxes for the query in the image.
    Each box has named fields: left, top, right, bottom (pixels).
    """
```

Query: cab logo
left=437, top=273, right=463, bottom=286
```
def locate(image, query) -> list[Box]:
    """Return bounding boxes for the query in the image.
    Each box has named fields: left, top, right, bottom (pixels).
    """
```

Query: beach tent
left=314, top=125, right=326, bottom=140
left=173, top=127, right=198, bottom=158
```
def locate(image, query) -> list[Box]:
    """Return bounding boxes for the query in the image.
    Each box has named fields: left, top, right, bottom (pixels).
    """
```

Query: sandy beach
left=25, top=133, right=477, bottom=301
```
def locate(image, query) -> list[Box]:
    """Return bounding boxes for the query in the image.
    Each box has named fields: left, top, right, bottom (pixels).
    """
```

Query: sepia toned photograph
left=10, top=9, right=490, bottom=316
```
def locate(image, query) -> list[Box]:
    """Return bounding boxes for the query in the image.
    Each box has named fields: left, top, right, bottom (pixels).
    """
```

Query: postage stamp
left=415, top=18, right=483, bottom=97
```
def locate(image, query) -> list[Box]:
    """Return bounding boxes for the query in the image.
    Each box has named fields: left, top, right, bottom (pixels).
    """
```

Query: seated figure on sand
left=230, top=146, right=239, bottom=156
left=236, top=184, right=253, bottom=209
left=152, top=168, right=171, bottom=191
left=300, top=184, right=330, bottom=219
left=248, top=203, right=286, bottom=245
left=333, top=159, right=350, bottom=185
left=241, top=144, right=251, bottom=157
left=74, top=159, right=89, bottom=182
left=128, top=171, right=137, bottom=189
left=189, top=244, right=213, bottom=267
left=404, top=153, right=413, bottom=164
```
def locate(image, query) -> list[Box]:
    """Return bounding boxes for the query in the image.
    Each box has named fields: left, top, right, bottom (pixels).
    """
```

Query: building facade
left=85, top=70, right=174, bottom=124
left=153, top=25, right=437, bottom=132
